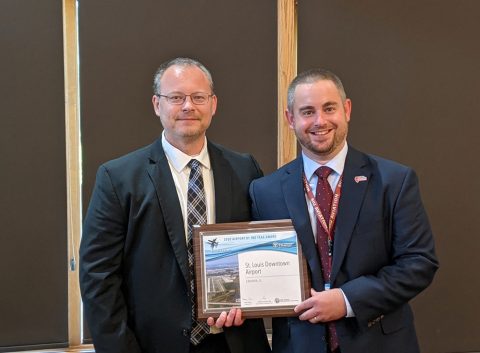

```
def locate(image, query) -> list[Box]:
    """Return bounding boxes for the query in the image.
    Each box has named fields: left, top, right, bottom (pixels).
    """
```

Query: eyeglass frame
left=155, top=92, right=215, bottom=105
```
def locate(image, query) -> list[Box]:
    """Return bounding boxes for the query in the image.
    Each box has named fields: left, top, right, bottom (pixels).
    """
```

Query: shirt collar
left=161, top=131, right=211, bottom=172
left=302, top=142, right=349, bottom=181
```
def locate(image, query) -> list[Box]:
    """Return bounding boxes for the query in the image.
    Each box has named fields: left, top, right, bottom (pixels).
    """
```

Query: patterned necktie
left=315, top=166, right=339, bottom=351
left=186, top=159, right=210, bottom=345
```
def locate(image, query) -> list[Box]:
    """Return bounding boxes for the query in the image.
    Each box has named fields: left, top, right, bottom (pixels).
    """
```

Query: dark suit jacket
left=80, top=138, right=271, bottom=353
left=249, top=146, right=438, bottom=353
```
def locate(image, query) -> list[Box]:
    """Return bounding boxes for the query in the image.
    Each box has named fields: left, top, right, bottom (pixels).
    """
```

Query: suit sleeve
left=341, top=168, right=439, bottom=327
left=249, top=154, right=264, bottom=179
left=79, top=166, right=142, bottom=353
left=249, top=179, right=261, bottom=221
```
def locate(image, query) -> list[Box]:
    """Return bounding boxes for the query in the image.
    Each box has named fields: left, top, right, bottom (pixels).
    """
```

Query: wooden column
left=63, top=0, right=82, bottom=347
left=277, top=0, right=297, bottom=167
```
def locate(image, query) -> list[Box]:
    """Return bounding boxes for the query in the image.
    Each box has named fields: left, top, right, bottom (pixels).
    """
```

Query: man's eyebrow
left=298, top=105, right=315, bottom=111
left=323, top=101, right=338, bottom=107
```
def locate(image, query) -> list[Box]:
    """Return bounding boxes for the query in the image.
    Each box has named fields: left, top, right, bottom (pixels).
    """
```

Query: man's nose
left=182, top=95, right=195, bottom=109
left=313, top=113, right=327, bottom=125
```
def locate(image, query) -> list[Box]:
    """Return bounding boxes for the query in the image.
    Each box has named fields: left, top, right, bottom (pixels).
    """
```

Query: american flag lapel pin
left=354, top=175, right=368, bottom=183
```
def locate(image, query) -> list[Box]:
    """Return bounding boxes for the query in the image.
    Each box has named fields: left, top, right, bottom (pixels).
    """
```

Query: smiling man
left=285, top=76, right=351, bottom=164
left=80, top=57, right=270, bottom=353
left=249, top=69, right=438, bottom=353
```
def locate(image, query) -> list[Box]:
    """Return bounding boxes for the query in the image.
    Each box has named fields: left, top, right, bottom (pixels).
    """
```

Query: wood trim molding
left=22, top=346, right=94, bottom=353
left=277, top=0, right=298, bottom=167
left=62, top=0, right=82, bottom=346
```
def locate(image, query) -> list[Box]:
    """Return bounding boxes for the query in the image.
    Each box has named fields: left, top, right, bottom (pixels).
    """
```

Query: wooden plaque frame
left=193, top=219, right=310, bottom=319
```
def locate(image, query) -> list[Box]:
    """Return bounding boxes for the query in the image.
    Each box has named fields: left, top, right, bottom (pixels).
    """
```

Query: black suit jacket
left=249, top=147, right=438, bottom=353
left=80, top=138, right=270, bottom=353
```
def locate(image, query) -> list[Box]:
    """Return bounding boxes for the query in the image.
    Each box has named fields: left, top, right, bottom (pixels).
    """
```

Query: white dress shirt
left=302, top=142, right=354, bottom=317
left=161, top=132, right=215, bottom=242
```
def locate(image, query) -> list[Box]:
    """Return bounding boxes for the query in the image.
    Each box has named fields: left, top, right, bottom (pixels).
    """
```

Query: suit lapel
left=208, top=142, right=232, bottom=223
left=281, top=158, right=324, bottom=289
left=146, top=138, right=190, bottom=286
left=331, top=147, right=371, bottom=282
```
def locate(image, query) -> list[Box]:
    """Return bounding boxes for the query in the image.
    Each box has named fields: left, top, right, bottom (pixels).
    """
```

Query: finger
left=298, top=307, right=317, bottom=321
left=215, top=311, right=227, bottom=328
left=294, top=296, right=315, bottom=313
left=224, top=308, right=236, bottom=327
left=233, top=308, right=244, bottom=326
left=294, top=288, right=320, bottom=313
left=207, top=317, right=215, bottom=326
left=294, top=303, right=304, bottom=314
left=308, top=316, right=319, bottom=324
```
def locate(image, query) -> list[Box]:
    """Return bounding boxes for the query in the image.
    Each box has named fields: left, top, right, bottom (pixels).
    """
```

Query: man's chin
left=305, top=142, right=335, bottom=156
left=178, top=130, right=205, bottom=140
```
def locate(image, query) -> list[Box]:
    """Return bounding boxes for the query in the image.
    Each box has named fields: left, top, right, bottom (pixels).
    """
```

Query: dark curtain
left=0, top=0, right=68, bottom=351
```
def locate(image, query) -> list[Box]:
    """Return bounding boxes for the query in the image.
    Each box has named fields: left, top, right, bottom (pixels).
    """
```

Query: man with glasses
left=80, top=57, right=270, bottom=353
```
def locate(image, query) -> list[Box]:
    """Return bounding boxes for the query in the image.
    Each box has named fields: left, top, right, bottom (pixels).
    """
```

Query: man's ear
left=285, top=109, right=295, bottom=129
left=343, top=98, right=352, bottom=122
left=210, top=94, right=218, bottom=116
left=152, top=95, right=161, bottom=116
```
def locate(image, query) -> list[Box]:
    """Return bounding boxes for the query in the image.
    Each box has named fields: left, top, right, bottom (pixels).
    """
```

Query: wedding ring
left=313, top=316, right=318, bottom=322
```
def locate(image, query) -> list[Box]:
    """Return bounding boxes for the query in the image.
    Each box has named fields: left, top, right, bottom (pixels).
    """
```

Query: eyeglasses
left=156, top=92, right=214, bottom=105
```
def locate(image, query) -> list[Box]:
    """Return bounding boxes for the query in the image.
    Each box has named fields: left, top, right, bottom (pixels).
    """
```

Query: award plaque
left=193, top=219, right=310, bottom=319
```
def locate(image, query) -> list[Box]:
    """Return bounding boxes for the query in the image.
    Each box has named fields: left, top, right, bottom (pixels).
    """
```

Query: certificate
left=193, top=220, right=310, bottom=319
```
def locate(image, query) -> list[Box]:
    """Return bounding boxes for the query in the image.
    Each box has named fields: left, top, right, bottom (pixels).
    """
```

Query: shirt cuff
left=340, top=289, right=355, bottom=317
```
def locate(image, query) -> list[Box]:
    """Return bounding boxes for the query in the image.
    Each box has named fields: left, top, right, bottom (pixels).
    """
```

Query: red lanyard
left=302, top=172, right=343, bottom=245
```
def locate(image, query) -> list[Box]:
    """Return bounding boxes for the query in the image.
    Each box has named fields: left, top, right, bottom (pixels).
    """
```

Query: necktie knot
left=189, top=159, right=201, bottom=170
left=315, top=166, right=333, bottom=180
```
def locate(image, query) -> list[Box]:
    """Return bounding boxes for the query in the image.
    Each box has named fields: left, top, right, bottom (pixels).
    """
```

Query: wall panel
left=0, top=0, right=68, bottom=351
